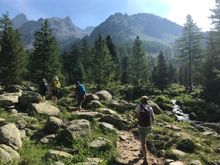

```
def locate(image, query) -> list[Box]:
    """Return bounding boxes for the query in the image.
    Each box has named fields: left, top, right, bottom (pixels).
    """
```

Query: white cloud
left=164, top=0, right=216, bottom=31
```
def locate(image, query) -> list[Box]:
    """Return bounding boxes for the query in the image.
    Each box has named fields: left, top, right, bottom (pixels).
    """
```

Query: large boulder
left=99, top=108, right=117, bottom=116
left=0, top=144, right=20, bottom=164
left=148, top=100, right=162, bottom=114
left=18, top=91, right=41, bottom=109
left=30, top=101, right=60, bottom=116
left=99, top=115, right=131, bottom=130
left=0, top=123, right=22, bottom=150
left=96, top=90, right=112, bottom=102
left=108, top=99, right=137, bottom=111
left=44, top=117, right=63, bottom=134
left=0, top=92, right=21, bottom=107
left=60, top=119, right=91, bottom=142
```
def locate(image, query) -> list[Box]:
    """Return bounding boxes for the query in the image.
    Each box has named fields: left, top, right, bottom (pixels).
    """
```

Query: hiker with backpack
left=51, top=76, right=61, bottom=102
left=39, top=78, right=48, bottom=101
left=135, top=96, right=155, bottom=165
left=74, top=81, right=86, bottom=111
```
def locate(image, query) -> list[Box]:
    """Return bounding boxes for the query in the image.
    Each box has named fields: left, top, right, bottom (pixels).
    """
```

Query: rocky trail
left=116, top=131, right=165, bottom=165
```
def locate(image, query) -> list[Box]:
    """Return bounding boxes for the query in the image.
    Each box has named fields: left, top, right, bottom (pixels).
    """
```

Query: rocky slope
left=0, top=84, right=219, bottom=164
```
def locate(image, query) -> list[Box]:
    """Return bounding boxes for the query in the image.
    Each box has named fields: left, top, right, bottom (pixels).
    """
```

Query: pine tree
left=0, top=14, right=27, bottom=86
left=70, top=46, right=85, bottom=83
left=106, top=35, right=119, bottom=80
left=154, top=51, right=168, bottom=92
left=129, top=36, right=148, bottom=85
left=92, top=35, right=115, bottom=89
left=120, top=56, right=129, bottom=84
left=167, top=63, right=177, bottom=84
left=175, top=15, right=202, bottom=92
left=29, top=20, right=61, bottom=82
left=81, top=40, right=93, bottom=82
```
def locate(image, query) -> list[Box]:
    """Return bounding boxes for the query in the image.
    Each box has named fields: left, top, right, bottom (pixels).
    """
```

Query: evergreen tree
left=92, top=35, right=115, bottom=89
left=129, top=36, right=148, bottom=85
left=106, top=35, right=119, bottom=80
left=175, top=15, right=203, bottom=92
left=0, top=14, right=27, bottom=86
left=29, top=20, right=61, bottom=82
left=70, top=46, right=85, bottom=83
left=167, top=63, right=177, bottom=84
left=120, top=56, right=129, bottom=84
left=81, top=40, right=93, bottom=82
left=154, top=51, right=168, bottom=91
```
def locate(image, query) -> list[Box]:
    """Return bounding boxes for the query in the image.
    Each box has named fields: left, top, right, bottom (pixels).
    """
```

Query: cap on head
left=42, top=78, right=46, bottom=82
left=75, top=81, right=80, bottom=85
left=53, top=76, right=58, bottom=81
left=140, top=96, right=149, bottom=104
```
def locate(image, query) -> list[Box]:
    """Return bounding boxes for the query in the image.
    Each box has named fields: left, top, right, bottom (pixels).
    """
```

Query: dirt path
left=116, top=130, right=165, bottom=165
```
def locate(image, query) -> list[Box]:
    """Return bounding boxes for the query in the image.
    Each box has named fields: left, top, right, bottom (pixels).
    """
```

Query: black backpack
left=138, top=104, right=151, bottom=127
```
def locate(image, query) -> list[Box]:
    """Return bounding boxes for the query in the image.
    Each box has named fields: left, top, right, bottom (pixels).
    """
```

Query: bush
left=176, top=138, right=196, bottom=153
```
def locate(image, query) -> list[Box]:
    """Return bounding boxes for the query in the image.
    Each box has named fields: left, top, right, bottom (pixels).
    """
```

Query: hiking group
left=39, top=77, right=155, bottom=164
left=39, top=76, right=86, bottom=111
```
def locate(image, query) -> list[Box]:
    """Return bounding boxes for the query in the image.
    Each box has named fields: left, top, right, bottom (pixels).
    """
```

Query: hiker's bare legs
left=141, top=141, right=147, bottom=160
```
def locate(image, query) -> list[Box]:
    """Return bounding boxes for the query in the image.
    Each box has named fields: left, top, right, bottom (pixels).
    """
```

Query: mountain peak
left=12, top=13, right=28, bottom=29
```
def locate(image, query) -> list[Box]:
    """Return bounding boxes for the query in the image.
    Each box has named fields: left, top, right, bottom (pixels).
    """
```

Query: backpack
left=76, top=84, right=86, bottom=96
left=53, top=80, right=60, bottom=89
left=138, top=104, right=151, bottom=127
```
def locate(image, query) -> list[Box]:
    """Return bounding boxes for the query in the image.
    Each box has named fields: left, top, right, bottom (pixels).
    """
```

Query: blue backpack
left=77, top=84, right=86, bottom=95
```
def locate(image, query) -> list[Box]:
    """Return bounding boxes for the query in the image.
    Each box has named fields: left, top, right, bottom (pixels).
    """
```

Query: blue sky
left=0, top=0, right=216, bottom=31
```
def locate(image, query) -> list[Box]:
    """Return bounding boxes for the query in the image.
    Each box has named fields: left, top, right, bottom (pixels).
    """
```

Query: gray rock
left=86, top=94, right=99, bottom=102
left=10, top=109, right=18, bottom=114
left=170, top=149, right=186, bottom=157
left=40, top=134, right=57, bottom=144
left=189, top=112, right=197, bottom=120
left=31, top=101, right=60, bottom=116
left=61, top=119, right=91, bottom=142
left=165, top=159, right=175, bottom=165
left=100, top=114, right=131, bottom=130
left=45, top=150, right=73, bottom=161
left=18, top=91, right=41, bottom=108
left=0, top=144, right=20, bottom=164
left=0, top=92, right=21, bottom=107
left=169, top=161, right=184, bottom=165
left=71, top=111, right=101, bottom=120
left=0, top=123, right=22, bottom=150
left=100, top=122, right=116, bottom=131
left=44, top=117, right=63, bottom=134
left=88, top=137, right=109, bottom=150
left=76, top=158, right=102, bottom=165
left=96, top=90, right=112, bottom=102
left=19, top=129, right=26, bottom=139
left=87, top=100, right=103, bottom=108
left=99, top=108, right=117, bottom=115
left=189, top=160, right=202, bottom=165
left=51, top=161, right=65, bottom=165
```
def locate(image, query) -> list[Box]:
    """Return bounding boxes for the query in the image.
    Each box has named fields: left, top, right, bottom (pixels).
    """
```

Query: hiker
left=135, top=96, right=155, bottom=165
left=51, top=76, right=61, bottom=102
left=74, top=81, right=86, bottom=111
left=39, top=78, right=48, bottom=101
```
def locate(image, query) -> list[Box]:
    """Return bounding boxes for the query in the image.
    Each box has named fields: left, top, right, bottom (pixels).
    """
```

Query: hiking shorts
left=77, top=95, right=86, bottom=106
left=138, top=127, right=151, bottom=143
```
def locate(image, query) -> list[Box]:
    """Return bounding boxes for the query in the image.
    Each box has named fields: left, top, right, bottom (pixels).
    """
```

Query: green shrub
left=176, top=138, right=196, bottom=153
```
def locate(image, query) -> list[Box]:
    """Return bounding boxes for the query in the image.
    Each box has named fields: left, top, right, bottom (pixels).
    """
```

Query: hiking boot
left=152, top=159, right=157, bottom=165
left=142, top=158, right=148, bottom=165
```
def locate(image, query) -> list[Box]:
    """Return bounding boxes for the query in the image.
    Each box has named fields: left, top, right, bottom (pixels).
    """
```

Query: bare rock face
left=30, top=101, right=60, bottom=116
left=0, top=123, right=22, bottom=150
left=44, top=117, right=63, bottom=134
